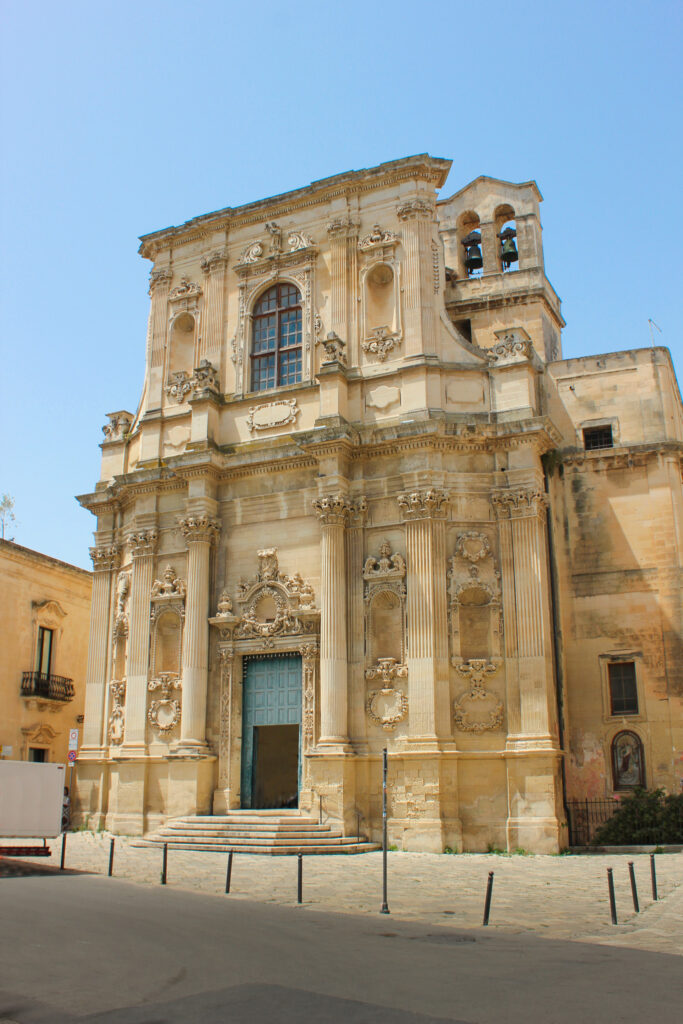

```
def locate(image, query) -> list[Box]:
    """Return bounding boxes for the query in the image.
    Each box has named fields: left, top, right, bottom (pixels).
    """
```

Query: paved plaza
left=3, top=833, right=681, bottom=956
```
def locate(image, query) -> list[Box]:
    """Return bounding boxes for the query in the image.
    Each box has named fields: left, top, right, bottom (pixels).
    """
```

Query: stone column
left=199, top=248, right=228, bottom=363
left=299, top=642, right=319, bottom=799
left=396, top=198, right=437, bottom=357
left=120, top=529, right=158, bottom=752
left=346, top=499, right=367, bottom=749
left=176, top=513, right=221, bottom=754
left=326, top=217, right=360, bottom=363
left=313, top=495, right=351, bottom=749
left=398, top=489, right=450, bottom=745
left=81, top=544, right=119, bottom=752
left=492, top=488, right=557, bottom=747
left=147, top=268, right=172, bottom=398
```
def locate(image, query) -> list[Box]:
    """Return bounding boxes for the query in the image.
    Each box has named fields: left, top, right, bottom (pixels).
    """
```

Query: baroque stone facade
left=76, top=155, right=683, bottom=851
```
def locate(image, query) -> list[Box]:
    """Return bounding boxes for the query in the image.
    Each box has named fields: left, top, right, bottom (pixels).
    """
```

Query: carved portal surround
left=363, top=540, right=408, bottom=731
left=448, top=530, right=504, bottom=734
left=209, top=548, right=320, bottom=805
left=231, top=225, right=318, bottom=397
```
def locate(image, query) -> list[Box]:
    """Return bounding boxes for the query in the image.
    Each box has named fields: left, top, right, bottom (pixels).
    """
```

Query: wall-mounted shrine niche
left=358, top=226, right=403, bottom=362
left=363, top=540, right=408, bottom=731
left=166, top=278, right=202, bottom=388
left=147, top=566, right=186, bottom=736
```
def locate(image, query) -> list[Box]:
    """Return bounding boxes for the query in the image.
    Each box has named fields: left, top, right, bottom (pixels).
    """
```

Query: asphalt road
left=1, top=869, right=681, bottom=1023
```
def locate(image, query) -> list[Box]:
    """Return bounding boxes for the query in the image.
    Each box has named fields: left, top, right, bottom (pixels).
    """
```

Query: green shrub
left=591, top=788, right=683, bottom=846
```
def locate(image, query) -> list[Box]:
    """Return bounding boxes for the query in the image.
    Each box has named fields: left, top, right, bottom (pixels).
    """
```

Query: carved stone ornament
left=396, top=198, right=434, bottom=221
left=487, top=335, right=533, bottom=364
left=128, top=529, right=159, bottom=558
left=363, top=541, right=406, bottom=583
left=191, top=359, right=219, bottom=396
left=453, top=660, right=504, bottom=733
left=149, top=267, right=172, bottom=294
left=228, top=548, right=317, bottom=644
left=312, top=494, right=351, bottom=526
left=326, top=216, right=360, bottom=238
left=491, top=489, right=548, bottom=519
left=316, top=331, right=346, bottom=364
left=108, top=679, right=126, bottom=745
left=147, top=673, right=181, bottom=734
left=113, top=570, right=130, bottom=641
left=365, top=659, right=409, bottom=731
left=454, top=531, right=491, bottom=564
left=178, top=514, right=221, bottom=544
left=287, top=230, right=315, bottom=252
left=397, top=489, right=448, bottom=520
left=237, top=241, right=265, bottom=265
left=89, top=544, right=120, bottom=572
left=151, top=565, right=186, bottom=600
left=362, top=325, right=401, bottom=362
left=102, top=411, right=132, bottom=442
left=169, top=277, right=202, bottom=301
left=358, top=225, right=400, bottom=251
left=215, top=589, right=233, bottom=617
left=247, top=398, right=300, bottom=433
left=165, top=371, right=193, bottom=403
left=200, top=248, right=228, bottom=274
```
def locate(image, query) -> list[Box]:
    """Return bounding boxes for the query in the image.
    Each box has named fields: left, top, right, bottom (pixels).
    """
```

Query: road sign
left=68, top=729, right=79, bottom=752
left=68, top=750, right=77, bottom=762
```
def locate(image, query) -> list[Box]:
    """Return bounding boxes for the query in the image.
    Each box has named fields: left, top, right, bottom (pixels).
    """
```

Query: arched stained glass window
left=251, top=283, right=302, bottom=392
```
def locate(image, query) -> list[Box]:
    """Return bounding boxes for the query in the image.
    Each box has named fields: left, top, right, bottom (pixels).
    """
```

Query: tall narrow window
left=37, top=626, right=53, bottom=677
left=251, top=283, right=302, bottom=392
left=608, top=662, right=638, bottom=715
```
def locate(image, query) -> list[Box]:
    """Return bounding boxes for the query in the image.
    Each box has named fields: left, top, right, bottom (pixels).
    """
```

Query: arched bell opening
left=458, top=210, right=483, bottom=279
left=494, top=204, right=519, bottom=272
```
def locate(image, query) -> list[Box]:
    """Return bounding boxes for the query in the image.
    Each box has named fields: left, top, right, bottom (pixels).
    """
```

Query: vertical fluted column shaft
left=178, top=514, right=220, bottom=750
left=122, top=530, right=158, bottom=750
left=199, top=249, right=228, bottom=362
left=326, top=218, right=359, bottom=363
left=82, top=546, right=119, bottom=750
left=346, top=501, right=366, bottom=746
left=399, top=489, right=449, bottom=741
left=148, top=269, right=172, bottom=371
left=397, top=199, right=436, bottom=356
left=314, top=496, right=350, bottom=746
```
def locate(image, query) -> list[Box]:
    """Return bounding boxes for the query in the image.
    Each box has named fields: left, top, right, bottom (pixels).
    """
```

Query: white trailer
left=0, top=761, right=65, bottom=839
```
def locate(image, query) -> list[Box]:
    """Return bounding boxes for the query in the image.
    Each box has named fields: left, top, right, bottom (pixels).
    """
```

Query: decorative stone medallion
left=453, top=660, right=503, bottom=733
left=147, top=673, right=181, bottom=734
left=365, top=658, right=409, bottom=731
left=247, top=399, right=300, bottom=433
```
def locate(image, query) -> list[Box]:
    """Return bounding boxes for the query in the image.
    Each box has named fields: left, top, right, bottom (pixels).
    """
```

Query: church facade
left=76, top=155, right=683, bottom=852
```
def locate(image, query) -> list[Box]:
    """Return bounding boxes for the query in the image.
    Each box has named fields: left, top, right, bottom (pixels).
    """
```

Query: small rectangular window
left=608, top=662, right=638, bottom=715
left=36, top=627, right=53, bottom=677
left=29, top=747, right=47, bottom=762
left=583, top=425, right=613, bottom=451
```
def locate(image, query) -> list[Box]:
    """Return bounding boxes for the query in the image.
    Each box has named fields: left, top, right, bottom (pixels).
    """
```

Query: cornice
left=559, top=440, right=683, bottom=471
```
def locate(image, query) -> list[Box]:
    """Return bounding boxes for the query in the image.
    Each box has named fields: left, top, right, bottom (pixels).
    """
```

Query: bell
left=501, top=237, right=518, bottom=266
left=462, top=231, right=483, bottom=274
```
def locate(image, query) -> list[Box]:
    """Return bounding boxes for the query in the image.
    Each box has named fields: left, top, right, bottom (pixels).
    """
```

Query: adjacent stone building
left=76, top=155, right=683, bottom=851
left=0, top=539, right=91, bottom=767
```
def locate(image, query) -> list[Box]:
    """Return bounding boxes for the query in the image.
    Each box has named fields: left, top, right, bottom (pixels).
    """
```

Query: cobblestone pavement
left=3, top=834, right=681, bottom=957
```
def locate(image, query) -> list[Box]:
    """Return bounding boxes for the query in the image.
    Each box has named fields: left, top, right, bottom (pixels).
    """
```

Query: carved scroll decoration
left=147, top=673, right=182, bottom=734
left=365, top=658, right=409, bottom=731
left=108, top=680, right=126, bottom=745
left=453, top=660, right=503, bottom=733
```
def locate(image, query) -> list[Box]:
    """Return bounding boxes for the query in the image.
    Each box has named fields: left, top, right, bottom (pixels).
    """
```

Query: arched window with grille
left=251, top=283, right=302, bottom=391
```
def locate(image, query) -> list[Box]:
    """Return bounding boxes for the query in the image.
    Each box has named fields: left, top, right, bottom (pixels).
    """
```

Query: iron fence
left=567, top=799, right=619, bottom=846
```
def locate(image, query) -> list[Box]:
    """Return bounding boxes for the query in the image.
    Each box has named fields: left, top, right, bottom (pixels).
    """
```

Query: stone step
left=156, top=829, right=345, bottom=841
left=134, top=839, right=379, bottom=855
left=141, top=833, right=359, bottom=847
left=160, top=822, right=331, bottom=833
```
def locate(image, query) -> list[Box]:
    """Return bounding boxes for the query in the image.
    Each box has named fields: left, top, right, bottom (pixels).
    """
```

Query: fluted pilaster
left=399, top=489, right=449, bottom=742
left=396, top=199, right=436, bottom=356
left=492, top=488, right=557, bottom=747
left=326, top=218, right=359, bottom=363
left=121, top=529, right=158, bottom=751
left=177, top=513, right=221, bottom=753
left=81, top=545, right=119, bottom=751
left=313, top=495, right=351, bottom=748
left=199, top=249, right=228, bottom=362
left=148, top=268, right=172, bottom=371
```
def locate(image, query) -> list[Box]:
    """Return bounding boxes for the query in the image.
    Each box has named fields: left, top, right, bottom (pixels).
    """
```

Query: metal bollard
left=607, top=868, right=617, bottom=925
left=628, top=861, right=639, bottom=913
left=60, top=832, right=67, bottom=871
left=108, top=837, right=115, bottom=877
left=380, top=748, right=390, bottom=914
left=650, top=853, right=658, bottom=901
left=297, top=853, right=303, bottom=905
left=160, top=843, right=168, bottom=885
left=482, top=871, right=494, bottom=926
left=225, top=851, right=233, bottom=894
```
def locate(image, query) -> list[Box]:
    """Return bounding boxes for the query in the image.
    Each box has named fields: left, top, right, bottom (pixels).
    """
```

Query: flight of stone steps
left=133, top=809, right=380, bottom=855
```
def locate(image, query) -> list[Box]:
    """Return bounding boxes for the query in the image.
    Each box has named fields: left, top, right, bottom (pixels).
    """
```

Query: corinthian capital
left=326, top=216, right=360, bottom=239
left=491, top=488, right=548, bottom=519
left=397, top=488, right=448, bottom=520
left=89, top=544, right=120, bottom=572
left=312, top=494, right=351, bottom=526
left=148, top=267, right=172, bottom=295
left=178, top=514, right=221, bottom=544
left=200, top=248, right=229, bottom=274
left=128, top=529, right=159, bottom=558
left=396, top=198, right=434, bottom=221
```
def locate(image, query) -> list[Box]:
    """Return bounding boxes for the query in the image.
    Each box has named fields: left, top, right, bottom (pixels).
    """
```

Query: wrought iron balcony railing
left=21, top=671, right=75, bottom=703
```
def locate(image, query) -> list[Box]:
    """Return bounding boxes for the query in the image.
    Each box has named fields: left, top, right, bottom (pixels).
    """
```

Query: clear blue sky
left=1, top=0, right=681, bottom=569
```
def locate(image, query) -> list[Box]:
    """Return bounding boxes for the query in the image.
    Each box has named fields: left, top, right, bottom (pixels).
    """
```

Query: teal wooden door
left=241, top=654, right=302, bottom=809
